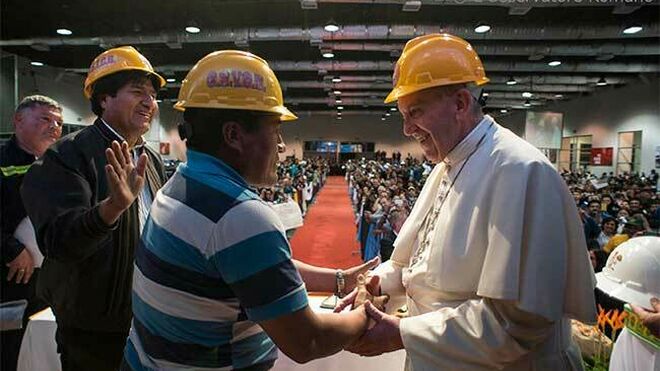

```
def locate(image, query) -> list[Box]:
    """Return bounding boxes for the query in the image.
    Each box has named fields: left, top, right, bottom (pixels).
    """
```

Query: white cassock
left=376, top=116, right=597, bottom=371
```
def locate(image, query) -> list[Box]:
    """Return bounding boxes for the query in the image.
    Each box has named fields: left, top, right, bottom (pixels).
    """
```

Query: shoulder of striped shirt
left=209, top=198, right=287, bottom=253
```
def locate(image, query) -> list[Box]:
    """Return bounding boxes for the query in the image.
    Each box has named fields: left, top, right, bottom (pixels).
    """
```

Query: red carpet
left=290, top=176, right=362, bottom=269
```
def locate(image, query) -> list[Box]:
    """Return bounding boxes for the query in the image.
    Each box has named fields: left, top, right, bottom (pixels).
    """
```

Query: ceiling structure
left=1, top=0, right=659, bottom=119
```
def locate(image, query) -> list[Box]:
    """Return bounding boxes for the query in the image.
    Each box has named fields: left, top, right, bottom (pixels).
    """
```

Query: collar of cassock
left=442, top=115, right=493, bottom=168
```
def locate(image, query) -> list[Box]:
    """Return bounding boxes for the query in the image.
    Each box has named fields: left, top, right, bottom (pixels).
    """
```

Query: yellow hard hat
left=384, top=34, right=489, bottom=103
left=174, top=50, right=297, bottom=121
left=83, top=46, right=166, bottom=99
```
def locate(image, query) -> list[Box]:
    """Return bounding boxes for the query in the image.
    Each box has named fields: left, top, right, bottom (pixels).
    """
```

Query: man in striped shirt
left=122, top=50, right=370, bottom=370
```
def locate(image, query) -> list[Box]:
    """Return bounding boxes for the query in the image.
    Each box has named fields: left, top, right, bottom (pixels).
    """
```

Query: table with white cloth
left=18, top=295, right=405, bottom=371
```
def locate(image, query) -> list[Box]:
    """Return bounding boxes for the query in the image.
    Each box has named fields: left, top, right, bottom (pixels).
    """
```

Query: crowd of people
left=258, top=158, right=328, bottom=214
left=562, top=170, right=660, bottom=271
left=346, top=157, right=431, bottom=262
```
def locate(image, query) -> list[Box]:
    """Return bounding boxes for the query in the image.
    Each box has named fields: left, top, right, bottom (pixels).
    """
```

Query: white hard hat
left=596, top=236, right=660, bottom=310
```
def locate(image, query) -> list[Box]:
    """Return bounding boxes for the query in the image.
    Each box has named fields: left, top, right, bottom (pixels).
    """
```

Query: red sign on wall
left=590, top=147, right=613, bottom=166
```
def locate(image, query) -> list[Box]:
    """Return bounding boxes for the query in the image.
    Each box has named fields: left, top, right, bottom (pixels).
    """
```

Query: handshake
left=334, top=274, right=405, bottom=356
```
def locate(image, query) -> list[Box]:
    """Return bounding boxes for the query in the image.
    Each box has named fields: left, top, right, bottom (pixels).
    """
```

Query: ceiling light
left=324, top=21, right=339, bottom=33
left=482, top=92, right=489, bottom=97
left=555, top=94, right=563, bottom=98
left=623, top=26, right=643, bottom=34
left=30, top=61, right=44, bottom=67
left=381, top=117, right=387, bottom=121
left=156, top=99, right=163, bottom=103
left=331, top=76, right=341, bottom=83
left=402, top=0, right=422, bottom=12
left=548, top=60, right=562, bottom=67
left=333, top=90, right=342, bottom=95
left=166, top=78, right=176, bottom=83
left=522, top=92, right=532, bottom=98
left=335, top=99, right=342, bottom=104
left=337, top=111, right=342, bottom=115
left=524, top=99, right=531, bottom=107
left=337, top=116, right=342, bottom=120
left=506, top=77, right=517, bottom=85
left=474, top=23, right=491, bottom=33
left=185, top=22, right=201, bottom=34
left=322, top=51, right=334, bottom=59
left=337, top=106, right=344, bottom=110
left=385, top=112, right=391, bottom=117
left=596, top=77, right=607, bottom=86
left=500, top=109, right=508, bottom=113
left=390, top=107, right=397, bottom=111
left=56, top=28, right=72, bottom=36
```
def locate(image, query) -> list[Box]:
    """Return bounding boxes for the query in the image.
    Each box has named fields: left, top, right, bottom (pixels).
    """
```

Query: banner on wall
left=656, top=146, right=660, bottom=168
left=524, top=112, right=563, bottom=149
left=590, top=147, right=613, bottom=166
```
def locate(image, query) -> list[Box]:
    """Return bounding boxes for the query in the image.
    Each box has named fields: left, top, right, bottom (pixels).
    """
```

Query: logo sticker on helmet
left=206, top=69, right=266, bottom=92
left=89, top=55, right=116, bottom=73
left=607, top=250, right=623, bottom=271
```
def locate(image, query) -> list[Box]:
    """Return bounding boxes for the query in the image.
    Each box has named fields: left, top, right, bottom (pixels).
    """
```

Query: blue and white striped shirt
left=124, top=149, right=308, bottom=370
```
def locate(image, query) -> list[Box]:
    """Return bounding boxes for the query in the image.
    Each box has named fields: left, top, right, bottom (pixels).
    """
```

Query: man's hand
left=334, top=274, right=381, bottom=313
left=6, top=249, right=34, bottom=284
left=631, top=297, right=660, bottom=337
left=344, top=257, right=380, bottom=292
left=99, top=141, right=148, bottom=225
left=346, top=301, right=404, bottom=356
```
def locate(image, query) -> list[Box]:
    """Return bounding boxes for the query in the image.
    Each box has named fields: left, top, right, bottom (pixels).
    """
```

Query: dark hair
left=90, top=70, right=160, bottom=116
left=601, top=217, right=618, bottom=229
left=182, top=108, right=276, bottom=156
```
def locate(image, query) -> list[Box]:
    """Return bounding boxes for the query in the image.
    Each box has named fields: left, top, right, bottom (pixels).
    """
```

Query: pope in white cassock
left=336, top=34, right=598, bottom=370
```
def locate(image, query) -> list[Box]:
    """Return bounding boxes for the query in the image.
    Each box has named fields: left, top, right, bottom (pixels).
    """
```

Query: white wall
left=497, top=78, right=660, bottom=175
left=16, top=56, right=94, bottom=126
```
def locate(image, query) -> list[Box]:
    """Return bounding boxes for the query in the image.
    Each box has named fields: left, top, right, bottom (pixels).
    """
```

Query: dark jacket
left=0, top=136, right=35, bottom=264
left=21, top=119, right=166, bottom=332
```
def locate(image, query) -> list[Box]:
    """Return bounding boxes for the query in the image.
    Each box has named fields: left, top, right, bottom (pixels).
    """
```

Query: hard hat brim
left=273, top=105, right=298, bottom=121
left=84, top=68, right=166, bottom=99
left=384, top=77, right=490, bottom=104
left=596, top=271, right=655, bottom=310
left=173, top=101, right=298, bottom=122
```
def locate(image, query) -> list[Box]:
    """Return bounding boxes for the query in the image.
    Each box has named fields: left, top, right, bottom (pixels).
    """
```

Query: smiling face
left=602, top=220, right=617, bottom=235
left=397, top=86, right=475, bottom=163
left=101, top=80, right=158, bottom=141
left=14, top=104, right=63, bottom=156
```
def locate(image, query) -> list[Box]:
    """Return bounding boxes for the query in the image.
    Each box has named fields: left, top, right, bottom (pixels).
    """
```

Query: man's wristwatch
left=335, top=270, right=345, bottom=298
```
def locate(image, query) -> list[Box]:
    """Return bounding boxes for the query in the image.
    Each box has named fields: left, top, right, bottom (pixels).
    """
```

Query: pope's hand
left=334, top=274, right=381, bottom=313
left=346, top=301, right=404, bottom=356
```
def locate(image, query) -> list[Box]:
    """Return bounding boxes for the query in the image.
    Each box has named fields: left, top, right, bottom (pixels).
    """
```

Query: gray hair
left=432, top=83, right=484, bottom=116
left=15, top=95, right=62, bottom=114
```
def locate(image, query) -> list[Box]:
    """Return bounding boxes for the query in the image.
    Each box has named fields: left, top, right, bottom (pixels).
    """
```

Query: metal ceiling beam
left=322, top=42, right=660, bottom=56
left=314, top=0, right=657, bottom=8
left=280, top=81, right=613, bottom=92
left=161, top=80, right=601, bottom=93
left=288, top=97, right=548, bottom=106
left=2, top=22, right=658, bottom=49
left=321, top=75, right=631, bottom=85
left=67, top=60, right=658, bottom=74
